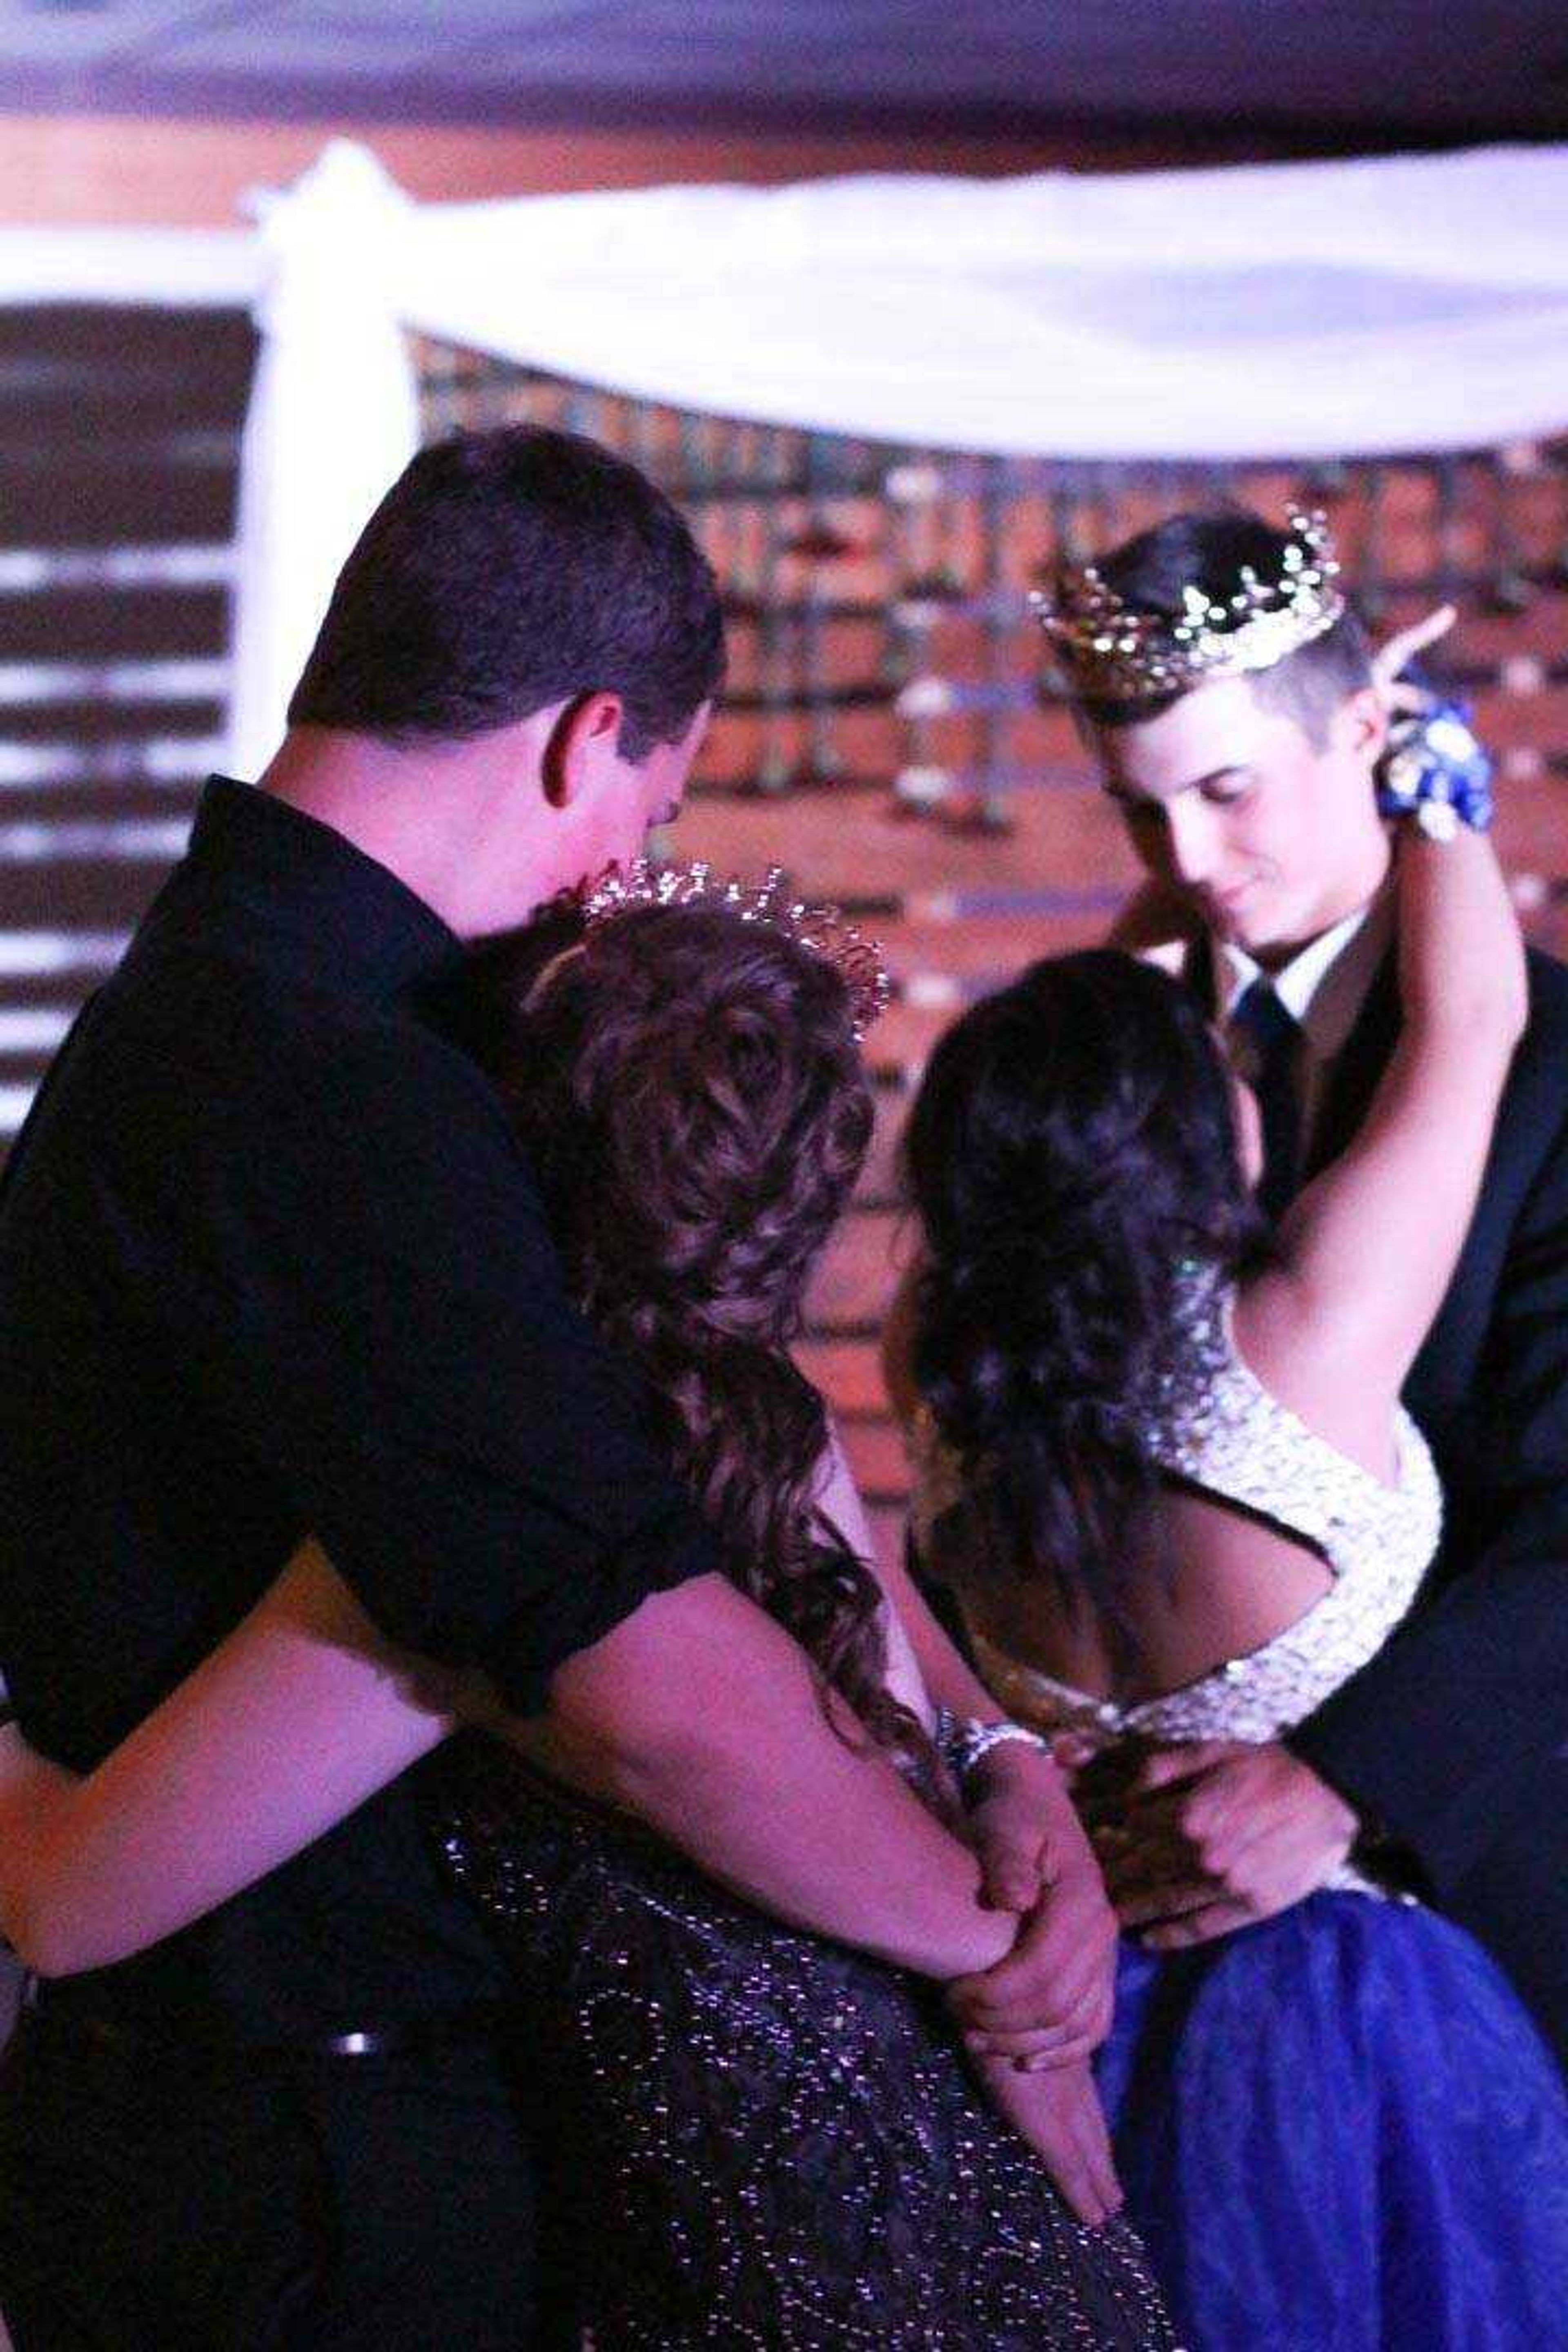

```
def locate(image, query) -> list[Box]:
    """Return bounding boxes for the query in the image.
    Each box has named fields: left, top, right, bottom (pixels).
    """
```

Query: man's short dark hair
left=1081, top=508, right=1372, bottom=747
left=288, top=425, right=726, bottom=761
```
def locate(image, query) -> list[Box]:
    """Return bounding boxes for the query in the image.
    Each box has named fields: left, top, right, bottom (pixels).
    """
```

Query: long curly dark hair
left=511, top=902, right=927, bottom=1765
left=903, top=949, right=1268, bottom=1624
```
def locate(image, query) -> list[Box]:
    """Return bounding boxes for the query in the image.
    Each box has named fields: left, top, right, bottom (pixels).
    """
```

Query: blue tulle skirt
left=1095, top=1891, right=1568, bottom=2350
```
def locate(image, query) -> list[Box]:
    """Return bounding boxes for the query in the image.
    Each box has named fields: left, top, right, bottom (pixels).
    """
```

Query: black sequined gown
left=435, top=1741, right=1176, bottom=2350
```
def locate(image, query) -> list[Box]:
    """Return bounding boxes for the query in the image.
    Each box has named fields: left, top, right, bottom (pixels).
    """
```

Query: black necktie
left=1231, top=978, right=1302, bottom=1221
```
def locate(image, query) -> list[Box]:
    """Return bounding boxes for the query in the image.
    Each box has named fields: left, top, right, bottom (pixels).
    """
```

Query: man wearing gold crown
left=1039, top=506, right=1568, bottom=2070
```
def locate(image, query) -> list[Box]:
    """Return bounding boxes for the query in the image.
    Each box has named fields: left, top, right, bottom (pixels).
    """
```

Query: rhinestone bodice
left=915, top=1285, right=1443, bottom=1756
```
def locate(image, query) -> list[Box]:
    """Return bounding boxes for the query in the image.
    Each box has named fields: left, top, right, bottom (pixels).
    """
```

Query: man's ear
left=540, top=691, right=624, bottom=811
left=1334, top=684, right=1389, bottom=768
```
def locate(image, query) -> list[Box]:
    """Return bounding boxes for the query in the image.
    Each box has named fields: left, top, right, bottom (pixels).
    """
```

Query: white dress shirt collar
left=1214, top=889, right=1395, bottom=1064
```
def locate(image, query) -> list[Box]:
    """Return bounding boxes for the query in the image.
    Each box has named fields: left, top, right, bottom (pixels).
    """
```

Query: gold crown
left=582, top=859, right=893, bottom=1042
left=1031, top=510, right=1345, bottom=707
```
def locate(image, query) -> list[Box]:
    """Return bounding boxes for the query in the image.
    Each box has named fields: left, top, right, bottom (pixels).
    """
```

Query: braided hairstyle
left=903, top=948, right=1268, bottom=1622
left=512, top=901, right=927, bottom=1764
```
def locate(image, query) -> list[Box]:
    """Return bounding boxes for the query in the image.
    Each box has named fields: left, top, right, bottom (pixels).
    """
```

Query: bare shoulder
left=1229, top=1270, right=1401, bottom=1482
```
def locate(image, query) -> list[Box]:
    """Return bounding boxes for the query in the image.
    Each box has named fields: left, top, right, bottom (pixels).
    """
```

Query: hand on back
left=1078, top=1736, right=1357, bottom=1950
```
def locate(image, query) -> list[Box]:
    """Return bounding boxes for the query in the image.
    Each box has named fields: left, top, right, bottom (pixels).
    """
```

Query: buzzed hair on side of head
left=1082, top=509, right=1373, bottom=746
left=288, top=425, right=726, bottom=762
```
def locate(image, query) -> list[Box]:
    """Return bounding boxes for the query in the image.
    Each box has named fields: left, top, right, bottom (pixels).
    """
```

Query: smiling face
left=1089, top=673, right=1391, bottom=966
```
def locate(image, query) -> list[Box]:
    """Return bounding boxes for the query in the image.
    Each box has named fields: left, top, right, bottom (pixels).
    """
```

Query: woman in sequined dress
left=430, top=901, right=1174, bottom=2348
left=0, top=898, right=1176, bottom=2351
left=897, top=819, right=1568, bottom=2348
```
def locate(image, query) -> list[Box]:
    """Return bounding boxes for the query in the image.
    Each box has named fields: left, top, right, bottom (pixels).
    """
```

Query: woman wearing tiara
left=0, top=878, right=1175, bottom=2348
left=892, top=519, right=1568, bottom=2348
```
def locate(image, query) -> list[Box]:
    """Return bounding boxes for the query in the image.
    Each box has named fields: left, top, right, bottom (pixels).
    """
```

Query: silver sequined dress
left=434, top=1744, right=1176, bottom=2350
left=948, top=1286, right=1444, bottom=1898
left=911, top=1285, right=1568, bottom=2351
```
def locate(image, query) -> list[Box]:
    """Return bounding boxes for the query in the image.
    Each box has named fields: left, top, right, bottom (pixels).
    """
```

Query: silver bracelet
left=935, top=1707, right=1050, bottom=1788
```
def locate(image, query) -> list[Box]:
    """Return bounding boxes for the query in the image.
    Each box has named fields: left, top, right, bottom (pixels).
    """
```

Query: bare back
left=962, top=1294, right=1388, bottom=1709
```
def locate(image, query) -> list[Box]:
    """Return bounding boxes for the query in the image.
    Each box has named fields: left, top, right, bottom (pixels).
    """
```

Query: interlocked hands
left=943, top=1742, right=1124, bottom=2223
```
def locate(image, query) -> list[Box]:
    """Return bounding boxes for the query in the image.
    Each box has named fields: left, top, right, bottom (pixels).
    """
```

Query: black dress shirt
left=0, top=776, right=721, bottom=2037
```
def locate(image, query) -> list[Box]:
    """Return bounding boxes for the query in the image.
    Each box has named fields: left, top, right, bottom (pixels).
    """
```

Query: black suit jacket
left=1228, top=941, right=1568, bottom=2056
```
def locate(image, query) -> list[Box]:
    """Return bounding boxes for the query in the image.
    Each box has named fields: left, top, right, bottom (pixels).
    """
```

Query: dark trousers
left=0, top=2013, right=538, bottom=2349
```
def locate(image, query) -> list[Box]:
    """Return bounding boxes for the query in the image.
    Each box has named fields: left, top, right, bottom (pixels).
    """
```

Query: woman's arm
left=1, top=1539, right=460, bottom=1976
left=813, top=1424, right=1119, bottom=2063
left=2, top=1538, right=1020, bottom=1988
left=1240, top=824, right=1527, bottom=1408
left=815, top=1424, right=1004, bottom=1730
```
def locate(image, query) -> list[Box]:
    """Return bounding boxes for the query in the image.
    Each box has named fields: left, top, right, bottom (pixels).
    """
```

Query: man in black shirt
left=0, top=429, right=1080, bottom=2346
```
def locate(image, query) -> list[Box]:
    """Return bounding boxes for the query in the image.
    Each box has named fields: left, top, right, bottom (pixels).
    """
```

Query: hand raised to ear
left=1371, top=604, right=1457, bottom=716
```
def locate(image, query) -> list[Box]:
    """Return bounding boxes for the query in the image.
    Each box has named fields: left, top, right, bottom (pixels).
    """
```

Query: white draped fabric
left=225, top=138, right=1568, bottom=775
left=8, top=137, right=1567, bottom=773
left=227, top=153, right=422, bottom=791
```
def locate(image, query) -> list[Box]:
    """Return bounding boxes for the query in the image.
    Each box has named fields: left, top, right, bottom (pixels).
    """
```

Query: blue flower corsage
left=1376, top=697, right=1494, bottom=841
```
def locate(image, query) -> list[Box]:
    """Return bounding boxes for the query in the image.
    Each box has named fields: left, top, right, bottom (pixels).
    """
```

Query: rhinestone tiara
left=581, top=859, right=893, bottom=1042
left=1030, top=509, right=1345, bottom=707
